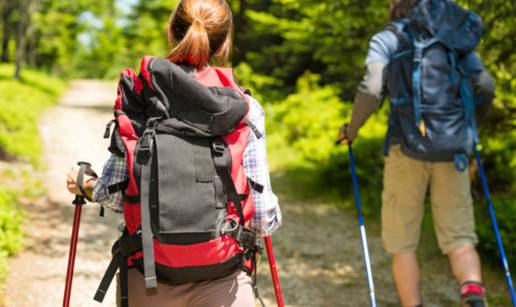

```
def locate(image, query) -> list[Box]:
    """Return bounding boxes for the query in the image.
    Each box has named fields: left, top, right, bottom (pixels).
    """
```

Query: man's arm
left=347, top=62, right=386, bottom=140
left=472, top=69, right=495, bottom=124
left=344, top=30, right=399, bottom=141
left=461, top=52, right=496, bottom=124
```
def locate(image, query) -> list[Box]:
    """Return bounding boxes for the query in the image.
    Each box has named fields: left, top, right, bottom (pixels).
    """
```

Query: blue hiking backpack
left=385, top=0, right=484, bottom=170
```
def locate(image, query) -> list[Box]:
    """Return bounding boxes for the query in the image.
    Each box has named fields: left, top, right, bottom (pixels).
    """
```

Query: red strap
left=461, top=283, right=485, bottom=296
left=140, top=56, right=155, bottom=90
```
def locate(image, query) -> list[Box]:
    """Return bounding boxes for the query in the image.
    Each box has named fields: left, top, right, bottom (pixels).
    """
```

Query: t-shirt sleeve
left=365, top=30, right=400, bottom=65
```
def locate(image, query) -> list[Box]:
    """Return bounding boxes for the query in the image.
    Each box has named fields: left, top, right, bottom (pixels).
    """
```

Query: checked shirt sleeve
left=92, top=133, right=127, bottom=214
left=244, top=96, right=282, bottom=237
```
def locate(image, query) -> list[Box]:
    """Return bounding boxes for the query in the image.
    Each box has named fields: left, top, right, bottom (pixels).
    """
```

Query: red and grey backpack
left=94, top=56, right=264, bottom=306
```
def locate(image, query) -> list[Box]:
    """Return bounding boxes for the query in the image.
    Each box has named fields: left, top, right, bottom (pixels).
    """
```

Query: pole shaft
left=348, top=145, right=377, bottom=307
left=62, top=204, right=82, bottom=307
left=265, top=236, right=285, bottom=307
left=474, top=148, right=516, bottom=306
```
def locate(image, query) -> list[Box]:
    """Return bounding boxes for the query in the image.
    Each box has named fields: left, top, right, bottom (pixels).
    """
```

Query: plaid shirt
left=93, top=96, right=282, bottom=236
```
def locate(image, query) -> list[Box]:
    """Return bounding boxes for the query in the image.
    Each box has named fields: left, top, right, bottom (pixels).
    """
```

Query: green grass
left=0, top=64, right=66, bottom=302
left=0, top=188, right=23, bottom=285
left=0, top=64, right=66, bottom=166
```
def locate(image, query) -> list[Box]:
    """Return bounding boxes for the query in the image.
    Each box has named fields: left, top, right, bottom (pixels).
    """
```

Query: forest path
left=5, top=80, right=121, bottom=307
left=3, top=80, right=467, bottom=307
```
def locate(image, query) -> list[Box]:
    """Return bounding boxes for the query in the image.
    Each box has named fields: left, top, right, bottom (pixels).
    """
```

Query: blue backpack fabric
left=384, top=0, right=484, bottom=170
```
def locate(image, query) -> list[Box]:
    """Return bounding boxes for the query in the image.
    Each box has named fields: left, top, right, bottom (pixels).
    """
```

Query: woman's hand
left=66, top=167, right=97, bottom=198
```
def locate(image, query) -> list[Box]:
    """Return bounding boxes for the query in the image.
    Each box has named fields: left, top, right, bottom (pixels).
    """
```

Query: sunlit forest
left=0, top=0, right=514, bottom=305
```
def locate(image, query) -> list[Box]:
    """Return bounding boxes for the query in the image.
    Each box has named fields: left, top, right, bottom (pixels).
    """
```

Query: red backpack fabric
left=95, top=57, right=262, bottom=306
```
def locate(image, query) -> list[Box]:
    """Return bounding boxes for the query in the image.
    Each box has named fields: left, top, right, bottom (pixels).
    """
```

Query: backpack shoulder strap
left=385, top=19, right=411, bottom=48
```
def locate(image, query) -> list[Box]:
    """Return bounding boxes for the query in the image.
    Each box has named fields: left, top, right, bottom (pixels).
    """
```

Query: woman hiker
left=66, top=0, right=282, bottom=306
left=338, top=0, right=495, bottom=306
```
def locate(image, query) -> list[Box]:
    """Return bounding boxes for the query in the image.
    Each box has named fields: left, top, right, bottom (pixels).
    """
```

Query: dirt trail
left=5, top=80, right=121, bottom=307
left=4, top=80, right=474, bottom=307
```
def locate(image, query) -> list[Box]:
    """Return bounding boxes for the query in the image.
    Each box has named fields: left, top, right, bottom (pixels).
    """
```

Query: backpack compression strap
left=136, top=118, right=161, bottom=290
left=212, top=139, right=246, bottom=225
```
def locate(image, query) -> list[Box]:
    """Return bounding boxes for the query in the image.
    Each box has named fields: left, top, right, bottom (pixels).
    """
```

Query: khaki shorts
left=381, top=145, right=478, bottom=254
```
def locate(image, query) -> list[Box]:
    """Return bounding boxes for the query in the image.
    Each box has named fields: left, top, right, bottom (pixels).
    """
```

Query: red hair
left=167, top=0, right=233, bottom=69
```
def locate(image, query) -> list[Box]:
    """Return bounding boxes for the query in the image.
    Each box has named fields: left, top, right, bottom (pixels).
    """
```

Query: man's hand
left=337, top=124, right=351, bottom=145
left=66, top=166, right=97, bottom=198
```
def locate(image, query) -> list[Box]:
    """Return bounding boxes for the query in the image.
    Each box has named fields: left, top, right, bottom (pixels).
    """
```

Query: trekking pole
left=347, top=144, right=377, bottom=307
left=473, top=145, right=516, bottom=306
left=63, top=195, right=85, bottom=307
left=265, top=236, right=285, bottom=307
left=63, top=162, right=95, bottom=307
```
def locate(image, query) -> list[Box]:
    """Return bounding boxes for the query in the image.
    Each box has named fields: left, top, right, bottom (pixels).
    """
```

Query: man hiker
left=338, top=0, right=495, bottom=306
left=66, top=0, right=282, bottom=306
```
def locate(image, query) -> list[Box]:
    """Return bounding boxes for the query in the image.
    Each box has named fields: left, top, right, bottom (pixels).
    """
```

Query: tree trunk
left=15, top=0, right=34, bottom=79
left=1, top=1, right=13, bottom=62
left=25, top=0, right=39, bottom=67
left=233, top=0, right=248, bottom=64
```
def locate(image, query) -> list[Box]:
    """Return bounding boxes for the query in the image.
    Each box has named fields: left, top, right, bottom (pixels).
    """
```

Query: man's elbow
left=476, top=70, right=496, bottom=102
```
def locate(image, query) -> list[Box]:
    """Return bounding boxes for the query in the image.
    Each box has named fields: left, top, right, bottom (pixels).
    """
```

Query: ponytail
left=167, top=0, right=233, bottom=69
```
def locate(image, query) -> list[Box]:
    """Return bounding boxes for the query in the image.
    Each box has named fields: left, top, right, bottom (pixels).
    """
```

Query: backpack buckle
left=139, top=132, right=154, bottom=151
left=414, top=46, right=423, bottom=62
left=137, top=118, right=160, bottom=165
left=234, top=226, right=258, bottom=251
left=136, top=133, right=154, bottom=165
left=212, top=140, right=226, bottom=156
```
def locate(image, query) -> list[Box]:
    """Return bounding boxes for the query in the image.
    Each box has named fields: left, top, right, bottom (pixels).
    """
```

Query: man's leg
left=448, top=244, right=482, bottom=284
left=382, top=146, right=430, bottom=307
left=430, top=162, right=484, bottom=305
left=393, top=252, right=422, bottom=307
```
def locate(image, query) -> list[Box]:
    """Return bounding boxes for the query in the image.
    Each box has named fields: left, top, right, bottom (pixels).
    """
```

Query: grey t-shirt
left=365, top=30, right=399, bottom=65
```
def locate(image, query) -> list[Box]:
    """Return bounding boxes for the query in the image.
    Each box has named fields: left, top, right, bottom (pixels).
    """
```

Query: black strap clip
left=248, top=178, right=264, bottom=194
left=104, top=119, right=116, bottom=139
left=136, top=118, right=161, bottom=165
left=212, top=140, right=226, bottom=156
left=108, top=180, right=130, bottom=194
left=243, top=118, right=263, bottom=139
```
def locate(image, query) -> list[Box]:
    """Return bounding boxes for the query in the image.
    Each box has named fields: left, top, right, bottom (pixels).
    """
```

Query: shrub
left=474, top=187, right=516, bottom=269
left=0, top=64, right=66, bottom=166
left=0, top=188, right=24, bottom=284
left=267, top=72, right=349, bottom=164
